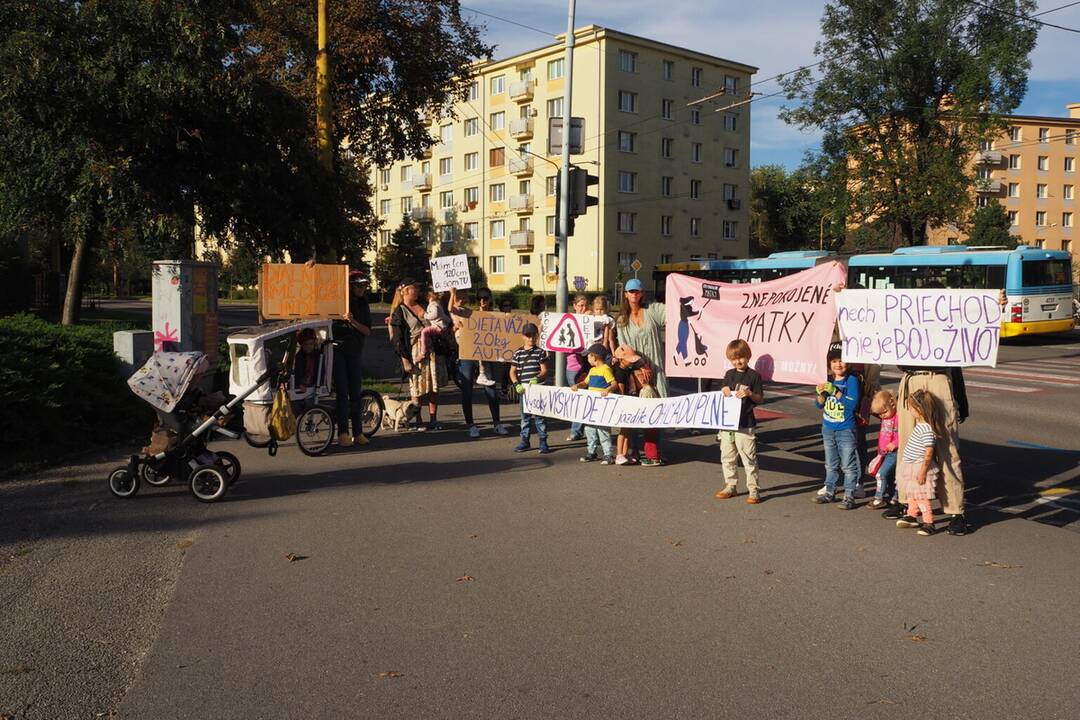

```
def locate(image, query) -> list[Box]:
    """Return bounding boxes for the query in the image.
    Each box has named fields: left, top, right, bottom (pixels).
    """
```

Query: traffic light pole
left=554, top=0, right=576, bottom=387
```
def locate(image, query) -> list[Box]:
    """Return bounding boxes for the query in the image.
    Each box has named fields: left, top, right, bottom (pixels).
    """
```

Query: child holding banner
left=570, top=343, right=618, bottom=464
left=510, top=323, right=551, bottom=454
left=813, top=343, right=862, bottom=509
left=714, top=340, right=765, bottom=504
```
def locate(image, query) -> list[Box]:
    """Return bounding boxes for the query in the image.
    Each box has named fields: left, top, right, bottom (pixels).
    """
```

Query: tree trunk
left=61, top=232, right=92, bottom=325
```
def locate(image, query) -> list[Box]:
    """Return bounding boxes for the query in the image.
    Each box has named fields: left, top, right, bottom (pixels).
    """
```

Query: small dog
left=382, top=395, right=420, bottom=431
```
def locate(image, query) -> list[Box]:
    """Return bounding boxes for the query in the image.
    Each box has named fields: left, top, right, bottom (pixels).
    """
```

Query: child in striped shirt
left=895, top=389, right=945, bottom=536
left=510, top=323, right=551, bottom=454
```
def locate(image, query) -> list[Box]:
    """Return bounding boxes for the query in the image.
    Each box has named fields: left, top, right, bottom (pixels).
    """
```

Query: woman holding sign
left=615, top=278, right=668, bottom=465
left=450, top=287, right=511, bottom=438
left=391, top=278, right=447, bottom=431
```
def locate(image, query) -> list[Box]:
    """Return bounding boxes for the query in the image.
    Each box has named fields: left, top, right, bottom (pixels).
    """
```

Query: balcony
left=976, top=179, right=1003, bottom=194
left=508, top=156, right=533, bottom=176
left=509, top=117, right=534, bottom=140
left=509, top=230, right=534, bottom=249
left=411, top=206, right=434, bottom=223
left=419, top=146, right=432, bottom=159
left=509, top=79, right=534, bottom=102
left=509, top=194, right=534, bottom=213
left=726, top=198, right=741, bottom=210
left=412, top=172, right=432, bottom=191
left=977, top=150, right=1004, bottom=164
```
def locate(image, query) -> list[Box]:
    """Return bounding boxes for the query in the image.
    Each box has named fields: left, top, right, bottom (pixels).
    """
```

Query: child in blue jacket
left=813, top=342, right=862, bottom=510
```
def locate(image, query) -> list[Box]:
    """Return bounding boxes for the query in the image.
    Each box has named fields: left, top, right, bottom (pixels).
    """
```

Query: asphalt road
left=2, top=331, right=1078, bottom=719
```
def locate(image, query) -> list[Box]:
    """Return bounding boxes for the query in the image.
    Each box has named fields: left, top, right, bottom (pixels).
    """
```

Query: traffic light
left=569, top=167, right=599, bottom=217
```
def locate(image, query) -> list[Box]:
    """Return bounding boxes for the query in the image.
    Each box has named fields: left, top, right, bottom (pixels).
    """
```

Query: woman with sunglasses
left=450, top=286, right=511, bottom=438
left=614, top=278, right=668, bottom=466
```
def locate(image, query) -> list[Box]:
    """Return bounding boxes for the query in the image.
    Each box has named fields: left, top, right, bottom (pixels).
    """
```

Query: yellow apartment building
left=366, top=25, right=757, bottom=293
left=929, top=103, right=1080, bottom=267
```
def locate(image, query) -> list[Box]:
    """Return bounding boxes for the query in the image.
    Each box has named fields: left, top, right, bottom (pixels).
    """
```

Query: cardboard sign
left=836, top=289, right=1002, bottom=367
left=523, top=385, right=742, bottom=430
left=539, top=312, right=610, bottom=352
left=430, top=254, right=472, bottom=293
left=456, top=310, right=539, bottom=362
left=259, top=263, right=349, bottom=320
left=665, top=262, right=846, bottom=384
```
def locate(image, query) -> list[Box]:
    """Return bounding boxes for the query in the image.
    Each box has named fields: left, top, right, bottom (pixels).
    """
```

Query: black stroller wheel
left=214, top=451, right=242, bottom=483
left=297, top=406, right=334, bottom=456
left=140, top=463, right=171, bottom=486
left=189, top=465, right=228, bottom=503
left=359, top=390, right=385, bottom=438
left=108, top=466, right=140, bottom=499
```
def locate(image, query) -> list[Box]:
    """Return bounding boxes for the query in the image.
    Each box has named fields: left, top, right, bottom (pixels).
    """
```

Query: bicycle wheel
left=358, top=390, right=385, bottom=438
left=296, top=406, right=334, bottom=456
left=108, top=466, right=140, bottom=499
left=189, top=465, right=228, bottom=503
left=214, top=451, right=242, bottom=483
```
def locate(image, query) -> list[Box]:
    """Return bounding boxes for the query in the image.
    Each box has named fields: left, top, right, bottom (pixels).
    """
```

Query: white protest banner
left=538, top=312, right=610, bottom=352
left=523, top=385, right=742, bottom=430
left=429, top=254, right=472, bottom=293
left=836, top=289, right=1002, bottom=367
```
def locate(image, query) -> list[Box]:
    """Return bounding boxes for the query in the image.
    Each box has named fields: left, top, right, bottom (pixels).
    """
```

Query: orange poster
left=260, top=263, right=349, bottom=320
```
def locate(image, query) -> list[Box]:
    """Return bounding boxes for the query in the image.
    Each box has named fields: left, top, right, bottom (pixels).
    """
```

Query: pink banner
left=664, top=262, right=846, bottom=384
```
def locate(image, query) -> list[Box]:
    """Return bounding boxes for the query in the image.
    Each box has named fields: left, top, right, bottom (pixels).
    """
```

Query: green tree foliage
left=780, top=0, right=1039, bottom=246
left=965, top=203, right=1021, bottom=248
left=750, top=164, right=847, bottom=254
left=371, top=216, right=430, bottom=295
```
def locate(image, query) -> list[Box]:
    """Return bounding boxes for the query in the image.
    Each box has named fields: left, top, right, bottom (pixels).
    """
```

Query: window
left=439, top=225, right=455, bottom=244
left=618, top=131, right=636, bottom=152
left=661, top=98, right=674, bottom=120
left=489, top=147, right=505, bottom=166
left=690, top=106, right=701, bottom=125
left=661, top=176, right=673, bottom=197
left=464, top=81, right=478, bottom=101
left=1008, top=182, right=1020, bottom=198
left=691, top=66, right=702, bottom=87
left=661, top=253, right=673, bottom=264
left=1064, top=239, right=1073, bottom=253
left=490, top=220, right=505, bottom=238
left=421, top=160, right=431, bottom=175
left=977, top=166, right=991, bottom=180
left=979, top=139, right=993, bottom=151
left=617, top=252, right=638, bottom=270
left=618, top=171, right=637, bottom=193
left=379, top=229, right=392, bottom=246
left=464, top=186, right=478, bottom=205
left=1038, top=156, right=1049, bottom=171
left=464, top=152, right=478, bottom=171
left=465, top=118, right=478, bottom=136
left=440, top=124, right=453, bottom=144
left=617, top=212, right=636, bottom=233
left=1009, top=126, right=1021, bottom=141
left=545, top=253, right=558, bottom=273
left=379, top=199, right=392, bottom=215
left=420, top=193, right=430, bottom=207
left=661, top=137, right=674, bottom=158
left=439, top=157, right=452, bottom=176
left=1065, top=184, right=1074, bottom=200
left=518, top=275, right=531, bottom=287
left=1067, top=157, right=1076, bottom=173
left=723, top=220, right=737, bottom=240
left=547, top=58, right=564, bottom=80
left=690, top=179, right=702, bottom=199
left=723, top=112, right=738, bottom=132
left=723, top=183, right=737, bottom=201
left=546, top=97, right=564, bottom=118
left=1036, top=211, right=1047, bottom=227
left=519, top=68, right=532, bottom=82
left=724, top=74, right=738, bottom=94
left=1064, top=212, right=1074, bottom=228
left=379, top=168, right=391, bottom=185
left=691, top=142, right=702, bottom=163
left=1009, top=154, right=1020, bottom=169
left=489, top=183, right=505, bottom=202
left=489, top=255, right=505, bottom=273
left=400, top=165, right=413, bottom=182
left=401, top=197, right=413, bottom=213
left=518, top=179, right=531, bottom=195
left=618, top=90, right=638, bottom=113
left=546, top=215, right=556, bottom=235
left=661, top=216, right=672, bottom=236
left=518, top=216, right=532, bottom=233
left=1039, top=128, right=1049, bottom=143
left=975, top=196, right=989, bottom=208
left=1067, top=129, right=1076, bottom=145
left=690, top=217, right=702, bottom=237
left=618, top=50, right=637, bottom=73
left=464, top=222, right=478, bottom=240
left=489, top=111, right=505, bottom=131
left=662, top=59, right=674, bottom=81
left=724, top=147, right=738, bottom=167
left=545, top=176, right=557, bottom=196
left=440, top=190, right=454, bottom=208
left=1037, top=183, right=1047, bottom=199
left=519, top=254, right=531, bottom=266
left=490, top=75, right=505, bottom=95
left=1008, top=210, right=1018, bottom=226
left=1035, top=239, right=1045, bottom=249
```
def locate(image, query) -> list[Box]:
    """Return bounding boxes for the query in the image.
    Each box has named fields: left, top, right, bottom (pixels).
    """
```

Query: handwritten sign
left=665, top=262, right=847, bottom=384
left=523, top=385, right=741, bottom=430
left=457, top=310, right=539, bottom=362
left=259, top=263, right=349, bottom=320
left=836, top=289, right=1002, bottom=367
left=430, top=254, right=472, bottom=293
left=538, top=312, right=610, bottom=352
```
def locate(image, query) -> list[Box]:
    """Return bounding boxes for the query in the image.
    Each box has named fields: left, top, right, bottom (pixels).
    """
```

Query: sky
left=461, top=0, right=1080, bottom=170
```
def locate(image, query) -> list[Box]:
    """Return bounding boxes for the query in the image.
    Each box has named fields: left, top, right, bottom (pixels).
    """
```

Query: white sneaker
left=468, top=425, right=481, bottom=439
left=494, top=424, right=511, bottom=436
left=816, top=486, right=830, bottom=496
left=475, top=373, right=495, bottom=387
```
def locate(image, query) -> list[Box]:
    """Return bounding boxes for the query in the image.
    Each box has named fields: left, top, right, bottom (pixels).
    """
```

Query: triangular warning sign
left=544, top=313, right=585, bottom=352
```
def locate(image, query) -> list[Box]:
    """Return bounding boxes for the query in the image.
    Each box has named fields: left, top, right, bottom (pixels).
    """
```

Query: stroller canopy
left=128, top=351, right=211, bottom=413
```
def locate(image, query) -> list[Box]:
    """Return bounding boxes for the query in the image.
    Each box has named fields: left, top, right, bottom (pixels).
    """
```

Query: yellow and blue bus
left=652, top=251, right=840, bottom=301
left=847, top=246, right=1074, bottom=338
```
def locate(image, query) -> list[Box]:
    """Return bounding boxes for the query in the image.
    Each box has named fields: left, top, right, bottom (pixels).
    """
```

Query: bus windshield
left=1021, top=259, right=1071, bottom=287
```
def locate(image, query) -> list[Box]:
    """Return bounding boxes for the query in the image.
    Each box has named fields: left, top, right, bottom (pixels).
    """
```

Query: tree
left=371, top=216, right=430, bottom=295
left=780, top=0, right=1040, bottom=246
left=965, top=203, right=1021, bottom=248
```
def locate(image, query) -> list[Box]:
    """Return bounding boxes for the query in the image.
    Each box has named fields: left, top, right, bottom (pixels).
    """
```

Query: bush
left=0, top=314, right=153, bottom=470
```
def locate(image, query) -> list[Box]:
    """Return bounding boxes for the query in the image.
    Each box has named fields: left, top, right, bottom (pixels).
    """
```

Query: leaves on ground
left=285, top=553, right=309, bottom=562
left=0, top=665, right=32, bottom=675
left=468, top=534, right=479, bottom=539
left=377, top=671, right=404, bottom=678
left=978, top=561, right=1021, bottom=569
left=456, top=574, right=474, bottom=582
left=763, top=570, right=774, bottom=575
left=908, top=634, right=927, bottom=642
left=866, top=699, right=898, bottom=705
left=667, top=539, right=684, bottom=547
left=177, top=540, right=194, bottom=550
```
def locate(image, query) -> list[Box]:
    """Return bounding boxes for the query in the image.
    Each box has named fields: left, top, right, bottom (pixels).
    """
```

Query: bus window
left=1022, top=259, right=1071, bottom=287
left=986, top=265, right=1005, bottom=289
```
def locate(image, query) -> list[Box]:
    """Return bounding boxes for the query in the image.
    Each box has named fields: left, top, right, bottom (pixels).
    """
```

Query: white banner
left=523, top=385, right=742, bottom=429
left=538, top=312, right=610, bottom=352
left=836, top=289, right=1002, bottom=367
left=429, top=254, right=472, bottom=293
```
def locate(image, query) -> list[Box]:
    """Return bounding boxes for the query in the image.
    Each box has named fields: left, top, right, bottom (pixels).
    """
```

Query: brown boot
left=338, top=432, right=354, bottom=447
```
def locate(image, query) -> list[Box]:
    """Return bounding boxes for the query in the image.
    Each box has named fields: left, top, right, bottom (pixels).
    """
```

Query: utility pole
left=554, top=0, right=576, bottom=387
left=316, top=0, right=332, bottom=173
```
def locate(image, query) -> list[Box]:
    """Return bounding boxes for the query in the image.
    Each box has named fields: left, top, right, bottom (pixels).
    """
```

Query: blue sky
left=462, top=0, right=1080, bottom=169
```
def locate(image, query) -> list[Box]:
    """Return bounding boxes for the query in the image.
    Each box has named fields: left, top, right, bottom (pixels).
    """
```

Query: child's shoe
left=615, top=454, right=630, bottom=465
left=870, top=496, right=886, bottom=509
left=601, top=456, right=614, bottom=465
left=567, top=432, right=585, bottom=441
left=839, top=495, right=856, bottom=510
left=640, top=457, right=662, bottom=467
left=895, top=515, right=921, bottom=528
left=882, top=503, right=905, bottom=519
left=538, top=441, right=552, bottom=454
left=494, top=424, right=511, bottom=436
left=812, top=491, right=834, bottom=504
left=715, top=485, right=738, bottom=499
left=514, top=441, right=530, bottom=453
left=580, top=454, right=598, bottom=463
left=746, top=490, right=761, bottom=505
left=917, top=522, right=936, bottom=536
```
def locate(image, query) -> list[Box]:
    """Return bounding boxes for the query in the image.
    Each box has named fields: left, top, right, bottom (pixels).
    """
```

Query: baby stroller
left=107, top=351, right=270, bottom=502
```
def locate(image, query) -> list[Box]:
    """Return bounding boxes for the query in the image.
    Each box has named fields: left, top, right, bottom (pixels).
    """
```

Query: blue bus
left=847, top=245, right=1074, bottom=338
left=652, top=251, right=840, bottom=301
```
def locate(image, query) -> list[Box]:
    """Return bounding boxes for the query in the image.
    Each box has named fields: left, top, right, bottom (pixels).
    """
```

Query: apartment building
left=929, top=103, right=1080, bottom=267
left=367, top=25, right=756, bottom=292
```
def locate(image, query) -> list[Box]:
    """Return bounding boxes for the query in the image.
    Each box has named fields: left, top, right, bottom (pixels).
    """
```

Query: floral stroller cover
left=127, top=351, right=211, bottom=414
